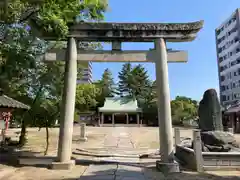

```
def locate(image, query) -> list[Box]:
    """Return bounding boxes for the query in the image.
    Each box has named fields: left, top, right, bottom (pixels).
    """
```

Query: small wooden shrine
left=0, top=89, right=30, bottom=142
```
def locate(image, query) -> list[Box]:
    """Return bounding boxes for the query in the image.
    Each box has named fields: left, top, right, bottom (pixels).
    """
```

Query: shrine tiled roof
left=0, top=93, right=30, bottom=109
left=99, top=97, right=142, bottom=113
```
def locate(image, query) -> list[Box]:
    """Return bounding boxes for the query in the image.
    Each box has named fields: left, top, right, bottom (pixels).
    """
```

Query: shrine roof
left=0, top=92, right=30, bottom=110
left=99, top=97, right=142, bottom=113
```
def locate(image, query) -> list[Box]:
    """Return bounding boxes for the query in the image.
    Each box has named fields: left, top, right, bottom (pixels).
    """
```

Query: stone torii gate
left=45, top=21, right=203, bottom=172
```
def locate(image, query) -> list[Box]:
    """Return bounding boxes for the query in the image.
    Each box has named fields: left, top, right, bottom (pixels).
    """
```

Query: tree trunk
left=44, top=120, right=49, bottom=156
left=19, top=119, right=27, bottom=146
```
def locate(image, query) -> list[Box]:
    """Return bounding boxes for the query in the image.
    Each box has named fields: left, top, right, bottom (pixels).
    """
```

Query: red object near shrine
left=0, top=89, right=29, bottom=133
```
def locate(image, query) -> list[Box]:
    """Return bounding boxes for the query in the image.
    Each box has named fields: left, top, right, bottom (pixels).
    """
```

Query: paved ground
left=79, top=127, right=163, bottom=180
left=1, top=126, right=240, bottom=179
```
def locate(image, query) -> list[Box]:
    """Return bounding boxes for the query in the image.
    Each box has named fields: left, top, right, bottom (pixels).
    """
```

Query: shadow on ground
left=61, top=167, right=240, bottom=180
left=0, top=145, right=55, bottom=168
left=1, top=151, right=240, bottom=180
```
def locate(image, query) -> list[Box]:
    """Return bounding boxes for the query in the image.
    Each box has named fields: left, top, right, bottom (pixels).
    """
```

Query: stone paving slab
left=78, top=127, right=164, bottom=180
left=83, top=164, right=117, bottom=176
left=79, top=175, right=115, bottom=180
left=115, top=176, right=145, bottom=180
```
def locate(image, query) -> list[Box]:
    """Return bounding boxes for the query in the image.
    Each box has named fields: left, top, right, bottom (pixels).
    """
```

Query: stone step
left=94, top=157, right=140, bottom=163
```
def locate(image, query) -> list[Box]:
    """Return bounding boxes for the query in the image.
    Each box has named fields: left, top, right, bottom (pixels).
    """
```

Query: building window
left=236, top=48, right=240, bottom=53
left=220, top=76, right=225, bottom=82
left=234, top=71, right=237, bottom=76
left=222, top=95, right=227, bottom=101
left=219, top=57, right=223, bottom=62
left=233, top=83, right=236, bottom=88
left=221, top=86, right=225, bottom=91
left=227, top=96, right=230, bottom=100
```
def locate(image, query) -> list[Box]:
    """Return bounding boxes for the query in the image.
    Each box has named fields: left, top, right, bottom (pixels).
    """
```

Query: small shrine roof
left=0, top=90, right=30, bottom=110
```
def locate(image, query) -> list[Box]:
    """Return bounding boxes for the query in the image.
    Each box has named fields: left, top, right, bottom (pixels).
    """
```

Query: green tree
left=0, top=0, right=108, bottom=147
left=95, top=68, right=116, bottom=108
left=130, top=64, right=151, bottom=100
left=0, top=0, right=108, bottom=38
left=118, top=63, right=151, bottom=101
left=118, top=62, right=132, bottom=97
left=75, top=83, right=101, bottom=112
left=171, top=96, right=198, bottom=125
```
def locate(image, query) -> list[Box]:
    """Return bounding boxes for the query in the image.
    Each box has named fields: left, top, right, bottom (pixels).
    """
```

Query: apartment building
left=77, top=62, right=93, bottom=84
left=216, top=8, right=240, bottom=106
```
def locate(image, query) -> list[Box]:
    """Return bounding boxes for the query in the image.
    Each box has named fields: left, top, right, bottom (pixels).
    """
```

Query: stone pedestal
left=51, top=160, right=75, bottom=170
left=80, top=123, right=87, bottom=141
left=193, top=130, right=204, bottom=172
left=53, top=37, right=77, bottom=169
left=174, top=128, right=180, bottom=146
left=156, top=161, right=180, bottom=174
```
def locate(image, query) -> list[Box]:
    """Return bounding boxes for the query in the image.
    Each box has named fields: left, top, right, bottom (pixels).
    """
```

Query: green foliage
left=94, top=68, right=116, bottom=108
left=75, top=83, right=101, bottom=113
left=118, top=63, right=132, bottom=97
left=0, top=0, right=30, bottom=23
left=0, top=0, right=108, bottom=38
left=0, top=0, right=108, bottom=149
left=171, top=96, right=198, bottom=125
left=118, top=63, right=151, bottom=101
left=33, top=0, right=107, bottom=38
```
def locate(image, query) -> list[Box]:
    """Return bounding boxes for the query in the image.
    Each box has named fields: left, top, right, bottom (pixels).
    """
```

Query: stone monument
left=178, top=89, right=240, bottom=153
left=198, top=89, right=223, bottom=131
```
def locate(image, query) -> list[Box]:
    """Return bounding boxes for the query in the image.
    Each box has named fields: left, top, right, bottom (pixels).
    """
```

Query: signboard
left=0, top=120, right=5, bottom=129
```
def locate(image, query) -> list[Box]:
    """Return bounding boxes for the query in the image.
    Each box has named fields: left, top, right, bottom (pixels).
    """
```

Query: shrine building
left=98, top=97, right=142, bottom=126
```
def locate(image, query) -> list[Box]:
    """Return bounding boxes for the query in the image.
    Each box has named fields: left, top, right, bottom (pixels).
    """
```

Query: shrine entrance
left=114, top=114, right=126, bottom=124
left=44, top=21, right=203, bottom=172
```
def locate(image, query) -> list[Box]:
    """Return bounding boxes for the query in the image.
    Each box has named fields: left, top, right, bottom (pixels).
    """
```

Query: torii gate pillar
left=51, top=37, right=77, bottom=169
left=154, top=38, right=179, bottom=172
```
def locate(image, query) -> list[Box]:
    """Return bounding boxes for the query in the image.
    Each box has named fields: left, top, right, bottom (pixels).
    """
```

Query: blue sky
left=92, top=0, right=239, bottom=101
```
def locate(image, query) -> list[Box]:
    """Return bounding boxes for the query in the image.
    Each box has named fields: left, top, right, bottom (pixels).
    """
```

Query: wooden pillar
left=98, top=114, right=101, bottom=127
left=232, top=114, right=235, bottom=133
left=126, top=113, right=129, bottom=124
left=137, top=113, right=140, bottom=127
left=112, top=113, right=115, bottom=127
left=101, top=113, right=104, bottom=125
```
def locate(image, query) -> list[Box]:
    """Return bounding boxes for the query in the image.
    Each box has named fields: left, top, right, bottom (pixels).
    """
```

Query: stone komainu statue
left=198, top=89, right=223, bottom=132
